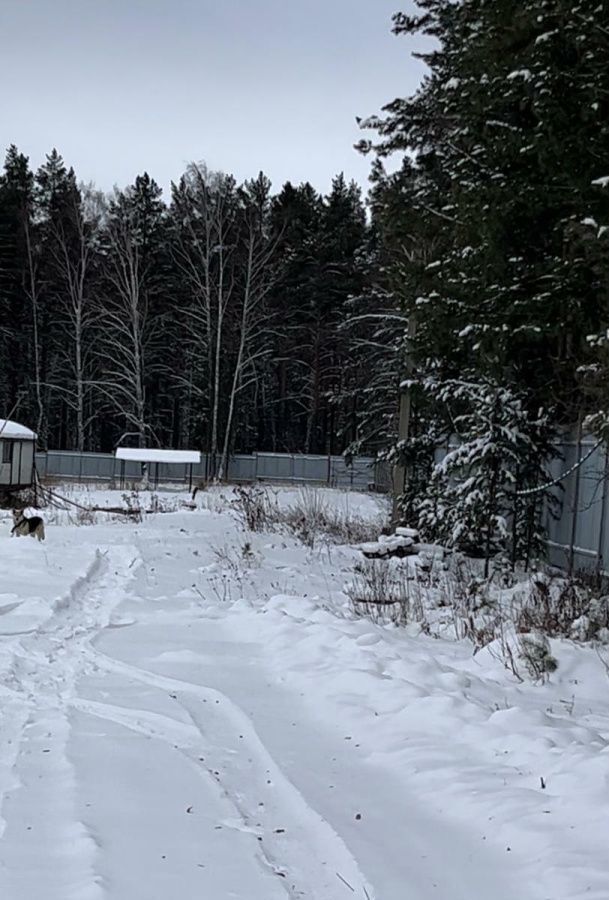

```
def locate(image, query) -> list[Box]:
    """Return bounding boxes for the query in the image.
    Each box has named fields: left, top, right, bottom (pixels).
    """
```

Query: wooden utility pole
left=392, top=314, right=417, bottom=525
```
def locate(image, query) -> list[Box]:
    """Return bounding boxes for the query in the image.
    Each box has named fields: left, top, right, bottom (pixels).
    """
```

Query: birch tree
left=217, top=173, right=282, bottom=477
left=171, top=165, right=280, bottom=476
left=48, top=184, right=103, bottom=450
left=171, top=165, right=234, bottom=470
left=100, top=175, right=166, bottom=448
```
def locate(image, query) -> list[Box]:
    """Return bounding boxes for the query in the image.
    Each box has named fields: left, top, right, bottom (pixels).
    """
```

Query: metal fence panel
left=255, top=453, right=296, bottom=481
left=35, top=449, right=380, bottom=490
left=34, top=440, right=609, bottom=575
left=542, top=439, right=607, bottom=574
left=577, top=443, right=605, bottom=557
left=292, top=454, right=324, bottom=482
left=329, top=456, right=375, bottom=489
left=373, top=460, right=392, bottom=493
left=227, top=455, right=258, bottom=481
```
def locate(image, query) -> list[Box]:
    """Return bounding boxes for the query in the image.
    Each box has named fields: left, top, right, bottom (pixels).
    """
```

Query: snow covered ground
left=0, top=484, right=607, bottom=900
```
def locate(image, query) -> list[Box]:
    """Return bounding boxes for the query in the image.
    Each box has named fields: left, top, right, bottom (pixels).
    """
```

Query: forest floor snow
left=0, top=484, right=606, bottom=900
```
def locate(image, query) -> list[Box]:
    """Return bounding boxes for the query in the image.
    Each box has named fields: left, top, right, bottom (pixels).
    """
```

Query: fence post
left=596, top=441, right=609, bottom=580
left=568, top=420, right=583, bottom=576
left=392, top=314, right=417, bottom=524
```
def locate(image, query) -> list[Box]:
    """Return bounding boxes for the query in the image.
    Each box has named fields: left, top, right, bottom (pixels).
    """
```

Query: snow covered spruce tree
left=417, top=378, right=555, bottom=573
left=359, top=0, right=609, bottom=565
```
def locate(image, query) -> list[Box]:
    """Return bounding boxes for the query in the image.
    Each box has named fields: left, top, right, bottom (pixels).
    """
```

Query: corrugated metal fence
left=35, top=449, right=390, bottom=493
left=35, top=438, right=609, bottom=575
left=542, top=436, right=609, bottom=576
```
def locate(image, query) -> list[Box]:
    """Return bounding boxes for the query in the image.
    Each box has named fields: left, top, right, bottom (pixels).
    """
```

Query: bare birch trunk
left=102, top=205, right=150, bottom=447
left=210, top=238, right=224, bottom=478
left=218, top=235, right=254, bottom=480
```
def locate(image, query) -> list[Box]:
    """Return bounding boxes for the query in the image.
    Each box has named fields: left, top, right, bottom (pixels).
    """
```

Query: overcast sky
left=2, top=0, right=426, bottom=197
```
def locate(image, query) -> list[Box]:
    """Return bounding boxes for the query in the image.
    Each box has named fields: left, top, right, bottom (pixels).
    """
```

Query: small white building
left=0, top=419, right=37, bottom=492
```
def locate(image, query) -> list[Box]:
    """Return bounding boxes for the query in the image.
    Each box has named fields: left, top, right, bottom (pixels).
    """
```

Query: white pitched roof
left=0, top=419, right=37, bottom=440
left=115, top=448, right=201, bottom=464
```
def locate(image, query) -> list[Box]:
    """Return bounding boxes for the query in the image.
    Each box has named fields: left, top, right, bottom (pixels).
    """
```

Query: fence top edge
left=40, top=450, right=380, bottom=466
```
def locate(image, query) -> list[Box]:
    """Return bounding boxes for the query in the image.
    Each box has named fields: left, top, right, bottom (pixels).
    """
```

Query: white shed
left=115, top=447, right=201, bottom=489
left=0, top=419, right=37, bottom=492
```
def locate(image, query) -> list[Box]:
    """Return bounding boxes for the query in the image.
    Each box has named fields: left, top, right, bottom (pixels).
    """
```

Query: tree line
left=0, top=153, right=369, bottom=475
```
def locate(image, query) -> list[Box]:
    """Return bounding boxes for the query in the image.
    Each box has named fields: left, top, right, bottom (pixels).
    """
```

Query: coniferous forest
left=1, top=0, right=607, bottom=557
left=0, top=156, right=367, bottom=463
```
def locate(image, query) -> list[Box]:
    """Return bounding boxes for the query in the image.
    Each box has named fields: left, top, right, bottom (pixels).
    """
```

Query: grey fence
left=35, top=449, right=390, bottom=493
left=35, top=438, right=609, bottom=576
left=542, top=436, right=609, bottom=577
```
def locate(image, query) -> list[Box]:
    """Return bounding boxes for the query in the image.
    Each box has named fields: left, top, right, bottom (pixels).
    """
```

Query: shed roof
left=0, top=419, right=37, bottom=440
left=115, top=448, right=201, bottom=464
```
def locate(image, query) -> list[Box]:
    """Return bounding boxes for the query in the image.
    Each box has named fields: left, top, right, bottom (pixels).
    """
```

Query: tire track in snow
left=0, top=545, right=140, bottom=900
left=78, top=648, right=376, bottom=900
left=0, top=702, right=29, bottom=842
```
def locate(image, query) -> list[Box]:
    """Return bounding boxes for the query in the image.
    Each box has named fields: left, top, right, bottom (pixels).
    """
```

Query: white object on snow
left=357, top=535, right=415, bottom=555
left=395, top=526, right=420, bottom=539
left=357, top=541, right=390, bottom=556
left=0, top=419, right=37, bottom=440
left=115, top=448, right=201, bottom=464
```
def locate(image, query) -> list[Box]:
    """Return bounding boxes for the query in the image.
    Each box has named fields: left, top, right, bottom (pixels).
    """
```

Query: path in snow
left=0, top=546, right=138, bottom=900
left=0, top=511, right=529, bottom=900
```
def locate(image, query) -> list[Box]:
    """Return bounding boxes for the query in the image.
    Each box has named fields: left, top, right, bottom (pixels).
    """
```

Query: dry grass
left=231, top=484, right=384, bottom=548
left=345, top=559, right=424, bottom=626
left=346, top=551, right=608, bottom=680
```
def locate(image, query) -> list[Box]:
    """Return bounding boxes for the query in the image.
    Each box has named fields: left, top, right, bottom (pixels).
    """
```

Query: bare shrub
left=516, top=573, right=609, bottom=641
left=346, top=531, right=606, bottom=683
left=75, top=507, right=98, bottom=526
left=212, top=540, right=259, bottom=578
left=195, top=487, right=231, bottom=515
left=517, top=632, right=558, bottom=681
left=459, top=609, right=503, bottom=651
left=148, top=492, right=162, bottom=514
left=493, top=619, right=524, bottom=682
left=207, top=574, right=234, bottom=603
left=121, top=490, right=143, bottom=523
left=145, top=492, right=182, bottom=514
left=231, top=484, right=385, bottom=547
left=487, top=624, right=558, bottom=684
left=2, top=487, right=43, bottom=510
left=323, top=509, right=384, bottom=546
left=431, top=559, right=501, bottom=647
left=283, top=487, right=384, bottom=548
left=231, top=485, right=277, bottom=532
left=281, top=487, right=331, bottom=547
left=345, top=559, right=424, bottom=626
